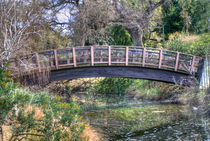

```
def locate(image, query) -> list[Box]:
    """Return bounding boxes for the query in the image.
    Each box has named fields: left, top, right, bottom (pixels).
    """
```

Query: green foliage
left=95, top=78, right=134, bottom=95
left=187, top=0, right=210, bottom=33
left=167, top=40, right=189, bottom=53
left=162, top=0, right=209, bottom=37
left=191, top=34, right=210, bottom=56
left=109, top=26, right=133, bottom=46
left=0, top=67, right=84, bottom=140
left=127, top=80, right=171, bottom=100
left=167, top=33, right=210, bottom=56
left=162, top=0, right=184, bottom=39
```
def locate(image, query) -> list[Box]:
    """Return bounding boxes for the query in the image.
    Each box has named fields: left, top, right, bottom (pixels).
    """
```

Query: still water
left=83, top=104, right=210, bottom=141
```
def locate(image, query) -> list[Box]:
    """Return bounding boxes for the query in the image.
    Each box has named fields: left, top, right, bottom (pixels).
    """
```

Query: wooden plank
left=159, top=49, right=163, bottom=69
left=91, top=46, right=94, bottom=66
left=126, top=47, right=129, bottom=66
left=111, top=62, right=125, bottom=64
left=162, top=65, right=176, bottom=69
left=54, top=49, right=59, bottom=69
left=142, top=47, right=146, bottom=67
left=58, top=63, right=74, bottom=67
left=93, top=62, right=108, bottom=64
left=190, top=56, right=196, bottom=74
left=72, top=47, right=77, bottom=67
left=108, top=46, right=111, bottom=66
left=35, top=53, right=41, bottom=72
left=175, top=52, right=180, bottom=71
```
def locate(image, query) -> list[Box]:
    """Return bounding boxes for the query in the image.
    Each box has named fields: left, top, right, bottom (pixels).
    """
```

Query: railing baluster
left=50, top=55, right=54, bottom=67
left=190, top=56, right=196, bottom=74
left=73, top=47, right=77, bottom=67
left=100, top=49, right=103, bottom=62
left=66, top=50, right=70, bottom=64
left=159, top=49, right=163, bottom=69
left=126, top=47, right=129, bottom=66
left=109, top=46, right=111, bottom=66
left=142, top=48, right=146, bottom=67
left=175, top=52, right=180, bottom=71
left=91, top=46, right=94, bottom=66
left=35, top=53, right=41, bottom=72
left=54, top=49, right=59, bottom=69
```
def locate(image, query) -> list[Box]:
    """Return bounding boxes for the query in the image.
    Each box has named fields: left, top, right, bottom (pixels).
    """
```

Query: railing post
left=159, top=49, right=163, bottom=69
left=54, top=49, right=59, bottom=69
left=125, top=47, right=129, bottom=66
left=72, top=47, right=77, bottom=67
left=35, top=53, right=41, bottom=72
left=142, top=47, right=146, bottom=67
left=190, top=56, right=196, bottom=74
left=91, top=46, right=94, bottom=66
left=108, top=46, right=111, bottom=66
left=175, top=52, right=180, bottom=71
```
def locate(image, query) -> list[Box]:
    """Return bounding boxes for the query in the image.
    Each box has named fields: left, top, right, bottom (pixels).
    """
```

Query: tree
left=70, top=0, right=114, bottom=46
left=161, top=0, right=184, bottom=39
left=0, top=0, right=46, bottom=65
left=45, top=0, right=166, bottom=46
left=162, top=0, right=209, bottom=37
left=187, top=0, right=209, bottom=33
left=111, top=0, right=166, bottom=46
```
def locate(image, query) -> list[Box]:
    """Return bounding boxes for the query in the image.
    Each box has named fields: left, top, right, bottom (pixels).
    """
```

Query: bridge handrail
left=9, top=46, right=202, bottom=76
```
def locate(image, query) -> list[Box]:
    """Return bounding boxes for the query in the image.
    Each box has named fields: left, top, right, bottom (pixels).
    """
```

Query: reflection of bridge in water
left=9, top=46, right=205, bottom=86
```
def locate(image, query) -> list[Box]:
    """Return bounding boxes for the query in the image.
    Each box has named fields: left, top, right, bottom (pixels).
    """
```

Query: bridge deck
left=9, top=46, right=202, bottom=77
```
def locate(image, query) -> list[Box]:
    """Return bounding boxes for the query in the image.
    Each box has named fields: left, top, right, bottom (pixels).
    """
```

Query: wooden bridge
left=9, top=46, right=204, bottom=85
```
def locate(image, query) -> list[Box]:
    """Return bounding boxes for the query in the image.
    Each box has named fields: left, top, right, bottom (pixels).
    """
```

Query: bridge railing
left=8, top=46, right=202, bottom=76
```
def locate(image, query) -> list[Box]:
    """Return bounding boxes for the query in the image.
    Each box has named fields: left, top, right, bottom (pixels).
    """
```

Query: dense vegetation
left=0, top=65, right=84, bottom=140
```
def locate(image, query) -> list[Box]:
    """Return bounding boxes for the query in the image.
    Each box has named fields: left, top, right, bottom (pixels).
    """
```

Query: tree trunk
left=127, top=27, right=144, bottom=47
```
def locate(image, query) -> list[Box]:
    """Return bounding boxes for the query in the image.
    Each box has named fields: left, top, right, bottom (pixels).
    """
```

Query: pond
left=83, top=104, right=210, bottom=141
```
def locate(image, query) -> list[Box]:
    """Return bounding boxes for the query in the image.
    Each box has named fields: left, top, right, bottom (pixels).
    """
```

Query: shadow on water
left=83, top=104, right=210, bottom=141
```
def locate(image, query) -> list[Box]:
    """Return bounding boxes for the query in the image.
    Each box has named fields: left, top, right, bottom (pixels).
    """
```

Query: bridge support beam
left=50, top=66, right=197, bottom=86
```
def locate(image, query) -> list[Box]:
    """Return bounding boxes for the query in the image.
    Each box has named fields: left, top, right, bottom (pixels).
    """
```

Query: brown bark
left=127, top=27, right=144, bottom=46
left=112, top=0, right=166, bottom=46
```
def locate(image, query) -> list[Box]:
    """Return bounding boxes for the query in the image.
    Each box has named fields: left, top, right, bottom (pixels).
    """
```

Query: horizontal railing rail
left=8, top=46, right=202, bottom=76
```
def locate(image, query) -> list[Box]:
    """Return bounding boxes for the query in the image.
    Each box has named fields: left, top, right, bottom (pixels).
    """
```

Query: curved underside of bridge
left=50, top=66, right=197, bottom=86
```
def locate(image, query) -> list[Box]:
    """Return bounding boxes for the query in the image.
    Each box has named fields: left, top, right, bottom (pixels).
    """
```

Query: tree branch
left=144, top=0, right=166, bottom=16
left=9, top=133, right=44, bottom=141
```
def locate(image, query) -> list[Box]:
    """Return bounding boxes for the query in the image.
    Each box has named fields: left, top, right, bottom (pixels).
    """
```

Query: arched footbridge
left=9, top=46, right=204, bottom=86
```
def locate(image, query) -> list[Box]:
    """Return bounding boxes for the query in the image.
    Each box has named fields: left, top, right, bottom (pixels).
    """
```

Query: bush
left=166, top=33, right=210, bottom=56
left=167, top=40, right=189, bottom=53
left=94, top=78, right=134, bottom=96
left=0, top=66, right=85, bottom=141
left=191, top=33, right=210, bottom=56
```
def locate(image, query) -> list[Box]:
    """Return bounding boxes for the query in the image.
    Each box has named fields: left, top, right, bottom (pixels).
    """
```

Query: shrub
left=94, top=78, right=134, bottom=96
left=166, top=33, right=209, bottom=56
left=0, top=66, right=84, bottom=141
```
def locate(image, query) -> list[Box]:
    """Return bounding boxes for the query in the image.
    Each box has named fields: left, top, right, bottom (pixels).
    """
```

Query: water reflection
left=83, top=104, right=210, bottom=141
